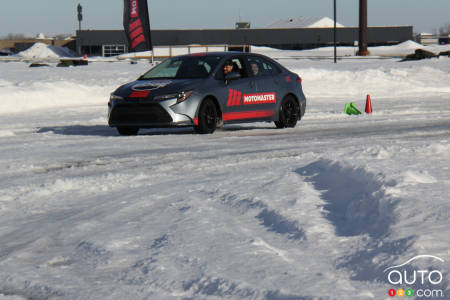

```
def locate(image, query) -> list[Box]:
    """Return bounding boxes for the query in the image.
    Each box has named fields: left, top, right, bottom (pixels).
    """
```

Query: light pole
left=77, top=4, right=83, bottom=31
left=357, top=0, right=369, bottom=56
left=334, top=0, right=337, bottom=63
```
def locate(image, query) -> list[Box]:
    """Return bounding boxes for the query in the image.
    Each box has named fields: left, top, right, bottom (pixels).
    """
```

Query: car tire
left=195, top=98, right=218, bottom=134
left=117, top=127, right=139, bottom=135
left=275, top=95, right=300, bottom=128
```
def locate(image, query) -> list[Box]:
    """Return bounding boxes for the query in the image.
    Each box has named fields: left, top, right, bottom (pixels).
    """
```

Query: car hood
left=114, top=78, right=204, bottom=98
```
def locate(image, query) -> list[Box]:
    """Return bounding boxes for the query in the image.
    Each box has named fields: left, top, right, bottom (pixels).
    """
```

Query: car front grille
left=109, top=103, right=173, bottom=125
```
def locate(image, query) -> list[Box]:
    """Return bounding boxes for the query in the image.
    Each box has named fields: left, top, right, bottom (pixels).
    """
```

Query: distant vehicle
left=0, top=49, right=13, bottom=56
left=108, top=52, right=306, bottom=135
left=438, top=37, right=449, bottom=45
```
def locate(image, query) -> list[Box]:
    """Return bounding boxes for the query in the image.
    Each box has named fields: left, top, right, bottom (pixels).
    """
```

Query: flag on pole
left=123, top=0, right=153, bottom=52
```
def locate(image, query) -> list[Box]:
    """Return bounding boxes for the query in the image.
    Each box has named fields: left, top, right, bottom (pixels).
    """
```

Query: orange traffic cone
left=365, top=94, right=373, bottom=114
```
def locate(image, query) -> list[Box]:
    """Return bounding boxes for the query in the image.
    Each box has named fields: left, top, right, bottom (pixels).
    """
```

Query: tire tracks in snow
left=297, top=159, right=416, bottom=282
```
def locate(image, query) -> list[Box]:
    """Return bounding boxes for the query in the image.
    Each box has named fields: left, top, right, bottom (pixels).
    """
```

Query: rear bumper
left=108, top=99, right=193, bottom=128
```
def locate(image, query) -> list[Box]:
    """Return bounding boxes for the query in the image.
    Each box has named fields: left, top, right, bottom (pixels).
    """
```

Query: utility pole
left=77, top=4, right=83, bottom=31
left=334, top=0, right=337, bottom=63
left=357, top=0, right=369, bottom=56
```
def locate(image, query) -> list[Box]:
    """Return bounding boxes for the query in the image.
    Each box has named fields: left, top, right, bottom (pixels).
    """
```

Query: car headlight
left=110, top=93, right=124, bottom=101
left=154, top=90, right=193, bottom=104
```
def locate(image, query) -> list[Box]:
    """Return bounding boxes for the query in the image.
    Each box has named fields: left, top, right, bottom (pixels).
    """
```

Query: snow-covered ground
left=0, top=48, right=449, bottom=299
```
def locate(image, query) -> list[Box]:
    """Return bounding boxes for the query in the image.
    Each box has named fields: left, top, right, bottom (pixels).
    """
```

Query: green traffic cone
left=345, top=102, right=362, bottom=115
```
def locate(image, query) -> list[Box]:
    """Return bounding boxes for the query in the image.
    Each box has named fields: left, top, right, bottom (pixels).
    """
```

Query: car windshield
left=139, top=55, right=222, bottom=79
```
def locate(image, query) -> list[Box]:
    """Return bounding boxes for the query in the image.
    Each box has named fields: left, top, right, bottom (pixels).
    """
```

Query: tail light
left=296, top=75, right=302, bottom=83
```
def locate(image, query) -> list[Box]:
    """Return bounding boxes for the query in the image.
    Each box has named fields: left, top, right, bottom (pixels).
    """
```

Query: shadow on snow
left=36, top=124, right=279, bottom=137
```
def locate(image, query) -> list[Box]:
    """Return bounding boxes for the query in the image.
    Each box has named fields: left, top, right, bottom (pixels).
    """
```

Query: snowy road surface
left=0, top=55, right=449, bottom=299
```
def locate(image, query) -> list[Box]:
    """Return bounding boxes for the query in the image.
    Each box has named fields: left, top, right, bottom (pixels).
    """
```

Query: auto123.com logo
left=384, top=255, right=445, bottom=298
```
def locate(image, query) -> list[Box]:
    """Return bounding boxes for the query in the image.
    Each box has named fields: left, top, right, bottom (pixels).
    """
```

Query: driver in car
left=223, top=60, right=234, bottom=75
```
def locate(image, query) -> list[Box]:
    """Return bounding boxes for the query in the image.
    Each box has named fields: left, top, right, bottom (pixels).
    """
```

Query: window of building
left=102, top=44, right=126, bottom=57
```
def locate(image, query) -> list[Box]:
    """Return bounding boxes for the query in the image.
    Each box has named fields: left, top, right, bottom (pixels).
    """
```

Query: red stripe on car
left=236, top=91, right=242, bottom=105
left=129, top=90, right=150, bottom=98
left=223, top=110, right=274, bottom=121
left=232, top=90, right=238, bottom=106
left=226, top=89, right=233, bottom=106
left=189, top=53, right=207, bottom=57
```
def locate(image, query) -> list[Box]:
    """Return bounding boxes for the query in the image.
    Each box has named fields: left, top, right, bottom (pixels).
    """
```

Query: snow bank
left=2, top=56, right=449, bottom=115
left=370, top=40, right=450, bottom=56
left=253, top=40, right=450, bottom=58
left=17, top=42, right=75, bottom=59
left=294, top=60, right=450, bottom=99
left=0, top=61, right=148, bottom=114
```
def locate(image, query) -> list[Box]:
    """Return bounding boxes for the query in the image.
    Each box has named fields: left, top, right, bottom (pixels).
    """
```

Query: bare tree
left=2, top=33, right=26, bottom=40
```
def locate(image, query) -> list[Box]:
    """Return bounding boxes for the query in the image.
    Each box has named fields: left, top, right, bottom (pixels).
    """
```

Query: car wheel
left=195, top=98, right=218, bottom=134
left=117, top=127, right=139, bottom=135
left=275, top=95, right=299, bottom=128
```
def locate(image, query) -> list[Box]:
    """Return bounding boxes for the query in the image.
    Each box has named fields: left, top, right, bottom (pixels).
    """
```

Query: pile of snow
left=253, top=40, right=450, bottom=58
left=267, top=17, right=344, bottom=28
left=0, top=60, right=143, bottom=114
left=369, top=40, right=450, bottom=56
left=17, top=42, right=75, bottom=59
left=1, top=49, right=449, bottom=115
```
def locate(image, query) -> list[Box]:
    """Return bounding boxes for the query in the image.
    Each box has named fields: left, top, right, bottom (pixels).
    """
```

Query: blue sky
left=1, top=0, right=449, bottom=37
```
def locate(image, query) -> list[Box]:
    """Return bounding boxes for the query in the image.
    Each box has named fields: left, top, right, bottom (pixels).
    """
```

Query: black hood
left=115, top=78, right=203, bottom=99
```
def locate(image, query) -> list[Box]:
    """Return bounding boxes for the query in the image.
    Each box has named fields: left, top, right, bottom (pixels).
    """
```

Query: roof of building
left=266, top=17, right=344, bottom=29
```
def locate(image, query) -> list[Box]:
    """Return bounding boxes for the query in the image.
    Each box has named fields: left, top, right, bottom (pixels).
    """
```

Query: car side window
left=247, top=56, right=280, bottom=77
left=215, top=57, right=248, bottom=80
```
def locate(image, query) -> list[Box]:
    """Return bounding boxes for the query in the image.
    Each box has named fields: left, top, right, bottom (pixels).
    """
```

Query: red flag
left=123, top=0, right=153, bottom=52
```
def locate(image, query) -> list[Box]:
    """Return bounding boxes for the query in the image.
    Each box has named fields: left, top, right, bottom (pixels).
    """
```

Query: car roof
left=178, top=51, right=262, bottom=58
left=174, top=51, right=287, bottom=72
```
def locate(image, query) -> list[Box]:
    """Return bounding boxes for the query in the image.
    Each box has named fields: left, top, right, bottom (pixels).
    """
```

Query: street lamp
left=77, top=4, right=83, bottom=31
left=334, top=0, right=337, bottom=63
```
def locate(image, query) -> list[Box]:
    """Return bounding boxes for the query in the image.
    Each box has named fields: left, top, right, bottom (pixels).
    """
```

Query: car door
left=214, top=56, right=258, bottom=122
left=244, top=56, right=282, bottom=116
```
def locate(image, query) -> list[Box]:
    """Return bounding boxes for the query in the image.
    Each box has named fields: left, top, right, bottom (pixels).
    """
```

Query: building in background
left=75, top=23, right=413, bottom=57
left=0, top=17, right=413, bottom=57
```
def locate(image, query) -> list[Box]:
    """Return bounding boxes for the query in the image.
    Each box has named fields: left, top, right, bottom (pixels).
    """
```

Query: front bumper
left=108, top=98, right=194, bottom=128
